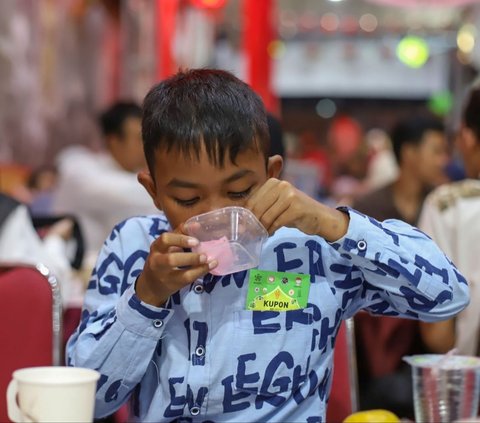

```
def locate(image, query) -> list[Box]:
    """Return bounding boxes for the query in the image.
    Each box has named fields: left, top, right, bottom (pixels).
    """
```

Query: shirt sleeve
left=66, top=220, right=174, bottom=419
left=328, top=207, right=469, bottom=321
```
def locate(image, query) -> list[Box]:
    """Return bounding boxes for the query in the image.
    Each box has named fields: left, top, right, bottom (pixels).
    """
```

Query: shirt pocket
left=231, top=308, right=314, bottom=397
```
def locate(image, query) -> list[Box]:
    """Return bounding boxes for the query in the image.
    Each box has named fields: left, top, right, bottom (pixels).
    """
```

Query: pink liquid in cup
left=195, top=236, right=235, bottom=276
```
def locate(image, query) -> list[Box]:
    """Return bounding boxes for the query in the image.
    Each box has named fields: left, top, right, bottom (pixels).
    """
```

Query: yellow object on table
left=343, top=409, right=400, bottom=423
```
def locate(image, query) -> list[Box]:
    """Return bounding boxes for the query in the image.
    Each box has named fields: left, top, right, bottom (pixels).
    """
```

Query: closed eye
left=173, top=197, right=199, bottom=207
left=228, top=186, right=253, bottom=200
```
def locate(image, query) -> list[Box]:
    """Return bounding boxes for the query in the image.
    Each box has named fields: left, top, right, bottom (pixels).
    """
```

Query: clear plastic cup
left=403, top=354, right=480, bottom=423
left=184, top=206, right=268, bottom=276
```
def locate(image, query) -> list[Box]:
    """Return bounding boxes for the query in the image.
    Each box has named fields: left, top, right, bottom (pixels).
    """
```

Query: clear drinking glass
left=404, top=354, right=480, bottom=423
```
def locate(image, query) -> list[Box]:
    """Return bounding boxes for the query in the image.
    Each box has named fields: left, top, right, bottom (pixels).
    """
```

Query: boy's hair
left=267, top=113, right=285, bottom=159
left=99, top=101, right=142, bottom=138
left=390, top=115, right=445, bottom=164
left=142, top=69, right=270, bottom=174
left=463, top=86, right=480, bottom=142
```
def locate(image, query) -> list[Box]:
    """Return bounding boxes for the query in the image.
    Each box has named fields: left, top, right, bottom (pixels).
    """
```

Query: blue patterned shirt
left=67, top=208, right=469, bottom=422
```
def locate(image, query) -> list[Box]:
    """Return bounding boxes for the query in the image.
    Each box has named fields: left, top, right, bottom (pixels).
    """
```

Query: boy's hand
left=136, top=226, right=217, bottom=307
left=246, top=178, right=349, bottom=242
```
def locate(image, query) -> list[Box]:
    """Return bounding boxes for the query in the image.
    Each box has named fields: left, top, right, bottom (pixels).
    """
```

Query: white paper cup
left=7, top=366, right=100, bottom=422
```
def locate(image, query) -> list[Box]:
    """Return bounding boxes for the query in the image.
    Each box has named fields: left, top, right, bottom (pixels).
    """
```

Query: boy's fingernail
left=187, top=237, right=199, bottom=246
left=199, top=254, right=207, bottom=263
left=208, top=260, right=218, bottom=270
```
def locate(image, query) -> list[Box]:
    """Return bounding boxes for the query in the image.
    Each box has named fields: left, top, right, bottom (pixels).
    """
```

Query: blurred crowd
left=1, top=78, right=480, bottom=420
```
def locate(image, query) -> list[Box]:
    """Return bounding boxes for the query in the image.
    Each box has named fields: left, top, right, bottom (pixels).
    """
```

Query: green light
left=428, top=91, right=452, bottom=117
left=396, top=36, right=429, bottom=69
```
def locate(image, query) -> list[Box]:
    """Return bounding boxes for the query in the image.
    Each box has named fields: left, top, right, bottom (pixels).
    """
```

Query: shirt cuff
left=117, top=284, right=174, bottom=338
left=329, top=206, right=383, bottom=261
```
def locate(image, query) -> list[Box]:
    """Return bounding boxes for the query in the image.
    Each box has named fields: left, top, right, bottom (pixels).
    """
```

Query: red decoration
left=243, top=0, right=278, bottom=114
left=190, top=0, right=226, bottom=10
left=156, top=0, right=179, bottom=80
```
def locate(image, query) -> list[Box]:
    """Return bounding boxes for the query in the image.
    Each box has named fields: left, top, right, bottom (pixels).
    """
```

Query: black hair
left=142, top=68, right=270, bottom=174
left=99, top=101, right=142, bottom=137
left=267, top=113, right=285, bottom=159
left=390, top=115, right=445, bottom=164
left=463, top=86, right=480, bottom=141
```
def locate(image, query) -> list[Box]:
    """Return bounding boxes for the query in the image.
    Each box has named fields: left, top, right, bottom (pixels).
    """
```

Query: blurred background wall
left=0, top=0, right=479, bottom=166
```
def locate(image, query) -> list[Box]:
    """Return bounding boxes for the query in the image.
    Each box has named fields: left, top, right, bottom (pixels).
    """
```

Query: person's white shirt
left=53, top=146, right=158, bottom=256
left=418, top=179, right=480, bottom=355
left=0, top=204, right=73, bottom=305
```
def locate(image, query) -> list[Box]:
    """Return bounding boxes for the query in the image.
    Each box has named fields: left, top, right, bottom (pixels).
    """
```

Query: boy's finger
left=174, top=222, right=189, bottom=236
left=175, top=260, right=218, bottom=284
left=247, top=184, right=281, bottom=220
left=160, top=251, right=208, bottom=268
left=153, top=232, right=199, bottom=251
left=258, top=201, right=290, bottom=233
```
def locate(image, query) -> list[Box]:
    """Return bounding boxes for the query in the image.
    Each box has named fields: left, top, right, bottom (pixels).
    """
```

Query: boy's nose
left=202, top=199, right=238, bottom=214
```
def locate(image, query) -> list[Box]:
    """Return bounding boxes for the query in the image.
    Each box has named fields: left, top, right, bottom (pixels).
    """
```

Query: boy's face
left=138, top=145, right=283, bottom=229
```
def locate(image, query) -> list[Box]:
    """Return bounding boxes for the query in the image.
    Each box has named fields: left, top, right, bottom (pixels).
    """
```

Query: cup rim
left=13, top=366, right=100, bottom=384
left=403, top=354, right=480, bottom=369
left=185, top=206, right=268, bottom=239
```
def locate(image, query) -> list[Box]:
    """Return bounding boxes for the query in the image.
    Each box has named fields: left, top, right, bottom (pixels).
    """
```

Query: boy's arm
left=247, top=179, right=469, bottom=321
left=66, top=219, right=174, bottom=419
left=328, top=208, right=469, bottom=321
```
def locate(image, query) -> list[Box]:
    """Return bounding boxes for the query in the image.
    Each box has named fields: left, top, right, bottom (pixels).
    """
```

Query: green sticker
left=246, top=270, right=310, bottom=311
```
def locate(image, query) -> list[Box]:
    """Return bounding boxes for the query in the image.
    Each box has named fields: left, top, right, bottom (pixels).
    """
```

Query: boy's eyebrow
left=167, top=169, right=254, bottom=188
left=223, top=169, right=254, bottom=183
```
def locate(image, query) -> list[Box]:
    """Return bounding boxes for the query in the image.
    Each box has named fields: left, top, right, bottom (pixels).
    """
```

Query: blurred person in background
left=353, top=115, right=448, bottom=224
left=418, top=83, right=480, bottom=357
left=351, top=114, right=449, bottom=418
left=328, top=115, right=369, bottom=204
left=297, top=130, right=333, bottom=195
left=26, top=165, right=59, bottom=216
left=363, top=128, right=399, bottom=191
left=0, top=192, right=73, bottom=305
left=54, top=101, right=157, bottom=260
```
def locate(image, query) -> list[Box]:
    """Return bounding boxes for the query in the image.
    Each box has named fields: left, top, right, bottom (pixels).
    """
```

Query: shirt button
left=357, top=240, right=367, bottom=251
left=193, top=284, right=204, bottom=294
left=152, top=319, right=163, bottom=328
left=190, top=405, right=200, bottom=416
left=195, top=345, right=206, bottom=357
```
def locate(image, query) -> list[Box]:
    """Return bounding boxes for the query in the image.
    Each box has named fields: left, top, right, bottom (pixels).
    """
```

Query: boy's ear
left=267, top=155, right=283, bottom=178
left=137, top=171, right=162, bottom=210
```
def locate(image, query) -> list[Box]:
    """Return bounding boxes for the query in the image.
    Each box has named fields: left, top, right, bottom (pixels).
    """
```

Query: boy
left=67, top=69, right=469, bottom=422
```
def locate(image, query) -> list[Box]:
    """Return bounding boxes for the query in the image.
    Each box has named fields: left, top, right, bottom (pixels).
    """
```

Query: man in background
left=418, top=83, right=480, bottom=357
left=353, top=115, right=448, bottom=224
left=352, top=114, right=449, bottom=418
left=54, top=102, right=157, bottom=258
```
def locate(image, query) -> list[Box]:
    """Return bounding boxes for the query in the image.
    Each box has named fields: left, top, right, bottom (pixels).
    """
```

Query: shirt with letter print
left=67, top=207, right=469, bottom=422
